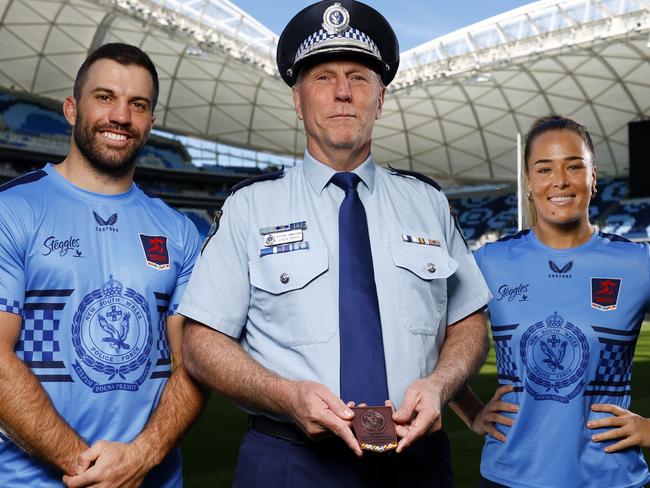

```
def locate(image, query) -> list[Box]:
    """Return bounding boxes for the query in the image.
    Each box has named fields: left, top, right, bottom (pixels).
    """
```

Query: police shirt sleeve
left=0, top=200, right=27, bottom=317
left=168, top=216, right=202, bottom=316
left=439, top=193, right=491, bottom=325
left=178, top=195, right=250, bottom=338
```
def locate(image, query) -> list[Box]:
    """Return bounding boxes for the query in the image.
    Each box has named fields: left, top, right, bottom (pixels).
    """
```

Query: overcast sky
left=233, top=0, right=534, bottom=50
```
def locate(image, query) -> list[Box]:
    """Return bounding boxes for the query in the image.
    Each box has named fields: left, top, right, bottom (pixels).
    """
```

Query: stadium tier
left=0, top=89, right=260, bottom=223
left=450, top=178, right=650, bottom=246
left=1, top=89, right=648, bottom=244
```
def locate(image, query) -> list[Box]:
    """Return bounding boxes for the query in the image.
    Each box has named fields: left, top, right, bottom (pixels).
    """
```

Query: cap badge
left=322, top=2, right=350, bottom=34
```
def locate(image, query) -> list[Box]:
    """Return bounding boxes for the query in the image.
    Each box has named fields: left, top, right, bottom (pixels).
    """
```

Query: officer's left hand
left=588, top=404, right=650, bottom=452
left=62, top=440, right=147, bottom=488
left=392, top=378, right=442, bottom=453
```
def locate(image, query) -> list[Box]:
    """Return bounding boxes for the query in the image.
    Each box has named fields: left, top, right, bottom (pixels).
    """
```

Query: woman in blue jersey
left=453, top=115, right=650, bottom=488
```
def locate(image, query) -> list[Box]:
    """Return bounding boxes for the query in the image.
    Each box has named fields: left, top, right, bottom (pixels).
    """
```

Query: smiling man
left=0, top=43, right=204, bottom=487
left=180, top=1, right=491, bottom=486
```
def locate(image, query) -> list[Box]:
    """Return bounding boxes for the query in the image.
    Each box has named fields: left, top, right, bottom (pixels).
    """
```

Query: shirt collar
left=302, top=150, right=376, bottom=196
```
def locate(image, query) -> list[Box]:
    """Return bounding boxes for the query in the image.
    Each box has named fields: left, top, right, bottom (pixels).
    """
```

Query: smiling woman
left=451, top=115, right=650, bottom=488
left=524, top=115, right=597, bottom=249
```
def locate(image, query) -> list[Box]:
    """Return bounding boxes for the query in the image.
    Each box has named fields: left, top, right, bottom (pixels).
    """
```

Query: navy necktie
left=330, top=172, right=388, bottom=405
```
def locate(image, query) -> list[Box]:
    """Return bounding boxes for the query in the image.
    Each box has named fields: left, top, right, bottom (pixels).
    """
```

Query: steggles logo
left=42, top=236, right=84, bottom=258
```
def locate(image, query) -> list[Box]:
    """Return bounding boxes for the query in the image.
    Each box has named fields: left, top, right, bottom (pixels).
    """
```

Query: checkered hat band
left=295, top=27, right=382, bottom=64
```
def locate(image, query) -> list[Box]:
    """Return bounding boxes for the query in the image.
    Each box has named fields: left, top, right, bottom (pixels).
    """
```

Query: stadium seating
left=0, top=92, right=69, bottom=136
left=0, top=90, right=192, bottom=170
left=3, top=88, right=648, bottom=243
left=451, top=178, right=640, bottom=246
left=451, top=193, right=518, bottom=244
left=603, top=200, right=650, bottom=240
left=180, top=209, right=213, bottom=239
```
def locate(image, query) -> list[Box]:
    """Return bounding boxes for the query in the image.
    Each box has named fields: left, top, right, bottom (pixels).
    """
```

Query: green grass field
left=181, top=323, right=650, bottom=487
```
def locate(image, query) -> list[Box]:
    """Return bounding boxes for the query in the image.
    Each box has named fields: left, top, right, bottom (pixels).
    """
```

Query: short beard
left=73, top=111, right=147, bottom=178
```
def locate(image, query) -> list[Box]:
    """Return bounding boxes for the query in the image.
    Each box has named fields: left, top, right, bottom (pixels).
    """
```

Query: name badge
left=264, top=229, right=303, bottom=247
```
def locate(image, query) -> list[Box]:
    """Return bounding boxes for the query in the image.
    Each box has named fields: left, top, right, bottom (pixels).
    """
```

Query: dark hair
left=523, top=114, right=595, bottom=171
left=73, top=43, right=159, bottom=110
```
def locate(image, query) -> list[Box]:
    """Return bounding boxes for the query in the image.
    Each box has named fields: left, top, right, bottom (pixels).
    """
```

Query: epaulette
left=387, top=164, right=441, bottom=191
left=230, top=166, right=285, bottom=195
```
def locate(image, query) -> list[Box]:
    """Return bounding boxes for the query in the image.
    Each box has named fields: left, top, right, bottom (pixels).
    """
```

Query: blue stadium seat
left=181, top=209, right=213, bottom=240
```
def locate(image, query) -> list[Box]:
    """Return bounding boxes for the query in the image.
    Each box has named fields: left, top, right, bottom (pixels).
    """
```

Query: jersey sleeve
left=438, top=192, right=491, bottom=325
left=177, top=194, right=251, bottom=338
left=168, top=216, right=202, bottom=316
left=0, top=199, right=28, bottom=317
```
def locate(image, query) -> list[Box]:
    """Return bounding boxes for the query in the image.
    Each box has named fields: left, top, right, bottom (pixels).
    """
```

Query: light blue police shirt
left=179, top=152, right=490, bottom=409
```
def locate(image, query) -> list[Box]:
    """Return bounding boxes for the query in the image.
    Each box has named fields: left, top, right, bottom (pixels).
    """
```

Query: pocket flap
left=388, top=244, right=457, bottom=280
left=249, top=248, right=328, bottom=294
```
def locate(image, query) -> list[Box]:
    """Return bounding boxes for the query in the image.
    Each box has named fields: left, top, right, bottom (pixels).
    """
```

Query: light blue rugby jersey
left=0, top=163, right=200, bottom=487
left=475, top=229, right=650, bottom=488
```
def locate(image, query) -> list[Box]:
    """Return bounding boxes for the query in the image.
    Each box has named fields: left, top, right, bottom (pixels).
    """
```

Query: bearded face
left=69, top=59, right=155, bottom=178
left=73, top=109, right=147, bottom=177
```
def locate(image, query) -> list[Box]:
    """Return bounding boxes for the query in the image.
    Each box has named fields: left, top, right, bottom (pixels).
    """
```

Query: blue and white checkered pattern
left=494, top=337, right=519, bottom=382
left=595, top=341, right=634, bottom=385
left=15, top=309, right=60, bottom=362
left=167, top=303, right=179, bottom=316
left=295, top=27, right=381, bottom=64
left=156, top=314, right=170, bottom=361
left=0, top=297, right=22, bottom=316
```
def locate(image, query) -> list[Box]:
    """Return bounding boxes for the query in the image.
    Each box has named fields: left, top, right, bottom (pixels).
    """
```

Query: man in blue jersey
left=0, top=43, right=204, bottom=487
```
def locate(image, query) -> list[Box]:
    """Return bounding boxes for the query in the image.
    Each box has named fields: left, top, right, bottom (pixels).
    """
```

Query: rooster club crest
left=520, top=312, right=589, bottom=403
left=591, top=277, right=622, bottom=311
left=139, top=234, right=170, bottom=270
left=71, top=276, right=152, bottom=393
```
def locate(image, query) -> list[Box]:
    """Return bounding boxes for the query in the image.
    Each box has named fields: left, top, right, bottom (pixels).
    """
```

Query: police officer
left=179, top=1, right=491, bottom=486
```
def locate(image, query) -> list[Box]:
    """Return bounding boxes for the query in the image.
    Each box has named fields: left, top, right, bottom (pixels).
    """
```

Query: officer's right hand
left=287, top=380, right=362, bottom=456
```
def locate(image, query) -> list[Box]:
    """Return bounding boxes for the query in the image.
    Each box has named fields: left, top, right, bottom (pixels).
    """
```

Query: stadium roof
left=0, top=0, right=648, bottom=182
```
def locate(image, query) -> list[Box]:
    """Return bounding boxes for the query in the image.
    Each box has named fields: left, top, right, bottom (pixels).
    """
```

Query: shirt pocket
left=249, top=248, right=337, bottom=346
left=388, top=243, right=458, bottom=335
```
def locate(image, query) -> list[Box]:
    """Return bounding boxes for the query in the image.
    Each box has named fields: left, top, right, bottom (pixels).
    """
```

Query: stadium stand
left=0, top=89, right=259, bottom=236
left=1, top=87, right=647, bottom=244
left=450, top=177, right=650, bottom=247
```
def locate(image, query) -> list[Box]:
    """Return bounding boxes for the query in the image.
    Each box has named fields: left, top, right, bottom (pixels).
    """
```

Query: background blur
left=0, top=0, right=648, bottom=485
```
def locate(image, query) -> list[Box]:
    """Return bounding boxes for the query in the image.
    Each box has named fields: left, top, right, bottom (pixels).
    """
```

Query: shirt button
left=280, top=273, right=290, bottom=284
left=426, top=263, right=436, bottom=274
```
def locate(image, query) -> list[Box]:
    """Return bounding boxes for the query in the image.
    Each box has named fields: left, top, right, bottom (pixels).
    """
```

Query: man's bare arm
left=64, top=314, right=207, bottom=488
left=394, top=310, right=489, bottom=451
left=182, top=320, right=361, bottom=455
left=0, top=311, right=87, bottom=475
left=428, top=310, right=489, bottom=403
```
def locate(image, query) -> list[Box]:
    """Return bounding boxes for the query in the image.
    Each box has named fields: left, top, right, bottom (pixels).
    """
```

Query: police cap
left=277, top=0, right=400, bottom=87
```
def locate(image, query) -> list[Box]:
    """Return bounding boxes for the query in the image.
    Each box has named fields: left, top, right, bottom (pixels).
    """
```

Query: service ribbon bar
left=259, top=221, right=307, bottom=235
left=401, top=234, right=441, bottom=247
left=259, top=241, right=310, bottom=257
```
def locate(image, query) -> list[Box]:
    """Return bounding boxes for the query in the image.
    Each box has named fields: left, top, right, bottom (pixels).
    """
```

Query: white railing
left=108, top=0, right=278, bottom=75
left=394, top=0, right=650, bottom=89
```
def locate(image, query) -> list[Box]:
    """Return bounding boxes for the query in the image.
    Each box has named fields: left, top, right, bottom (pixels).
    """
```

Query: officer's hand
left=393, top=378, right=442, bottom=453
left=62, top=440, right=147, bottom=488
left=472, top=385, right=518, bottom=442
left=288, top=380, right=362, bottom=456
left=588, top=404, right=650, bottom=452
